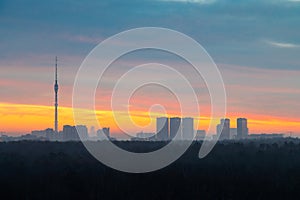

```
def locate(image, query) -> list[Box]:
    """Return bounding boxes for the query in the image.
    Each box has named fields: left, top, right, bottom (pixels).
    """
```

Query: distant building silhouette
left=156, top=117, right=194, bottom=141
left=136, top=131, right=155, bottom=139
left=182, top=117, right=194, bottom=140
left=248, top=133, right=283, bottom=139
left=230, top=128, right=237, bottom=139
left=195, top=130, right=206, bottom=140
left=216, top=124, right=221, bottom=136
left=170, top=117, right=181, bottom=140
left=217, top=118, right=230, bottom=140
left=76, top=125, right=88, bottom=140
left=90, top=126, right=96, bottom=136
left=62, top=125, right=77, bottom=141
left=96, top=127, right=110, bottom=140
left=96, top=129, right=103, bottom=140
left=131, top=132, right=156, bottom=141
left=237, top=118, right=248, bottom=139
left=156, top=117, right=169, bottom=141
left=102, top=127, right=110, bottom=138
left=32, top=128, right=54, bottom=140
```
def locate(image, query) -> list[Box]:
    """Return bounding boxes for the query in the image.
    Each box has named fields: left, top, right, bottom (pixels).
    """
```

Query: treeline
left=0, top=139, right=300, bottom=199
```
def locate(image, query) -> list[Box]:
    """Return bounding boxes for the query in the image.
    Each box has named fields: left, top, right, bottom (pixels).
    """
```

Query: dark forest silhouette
left=1, top=139, right=300, bottom=199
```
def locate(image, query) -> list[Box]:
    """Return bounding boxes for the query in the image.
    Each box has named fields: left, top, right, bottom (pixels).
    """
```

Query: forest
left=0, top=139, right=300, bottom=199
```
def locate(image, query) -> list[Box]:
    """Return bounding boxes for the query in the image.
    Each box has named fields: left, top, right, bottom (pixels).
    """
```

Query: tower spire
left=54, top=56, right=59, bottom=133
left=55, top=56, right=58, bottom=83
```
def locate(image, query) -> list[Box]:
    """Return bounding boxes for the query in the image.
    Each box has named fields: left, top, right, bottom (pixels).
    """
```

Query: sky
left=0, top=0, right=300, bottom=136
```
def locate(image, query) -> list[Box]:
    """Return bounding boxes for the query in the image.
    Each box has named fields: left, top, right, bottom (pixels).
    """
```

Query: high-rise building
left=102, top=127, right=110, bottom=138
left=216, top=124, right=222, bottom=136
left=182, top=117, right=194, bottom=140
left=217, top=118, right=230, bottom=140
left=237, top=118, right=248, bottom=139
left=156, top=117, right=169, bottom=141
left=63, top=125, right=78, bottom=141
left=170, top=117, right=181, bottom=140
left=90, top=126, right=96, bottom=136
left=76, top=125, right=88, bottom=140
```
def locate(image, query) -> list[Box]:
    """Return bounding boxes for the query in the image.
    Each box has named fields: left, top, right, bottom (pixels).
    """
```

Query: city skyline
left=0, top=116, right=287, bottom=141
left=1, top=0, right=300, bottom=136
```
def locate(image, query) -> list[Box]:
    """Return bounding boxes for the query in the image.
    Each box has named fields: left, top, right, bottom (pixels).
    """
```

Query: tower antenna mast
left=54, top=56, right=59, bottom=133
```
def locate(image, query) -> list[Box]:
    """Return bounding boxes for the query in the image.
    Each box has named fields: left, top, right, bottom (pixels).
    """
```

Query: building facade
left=217, top=118, right=230, bottom=140
left=156, top=117, right=169, bottom=141
left=170, top=117, right=181, bottom=140
left=182, top=117, right=194, bottom=140
left=237, top=118, right=248, bottom=139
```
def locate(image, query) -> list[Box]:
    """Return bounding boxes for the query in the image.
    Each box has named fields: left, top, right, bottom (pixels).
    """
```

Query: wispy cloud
left=264, top=40, right=300, bottom=48
left=160, top=0, right=216, bottom=4
left=67, top=35, right=103, bottom=44
left=160, top=0, right=298, bottom=4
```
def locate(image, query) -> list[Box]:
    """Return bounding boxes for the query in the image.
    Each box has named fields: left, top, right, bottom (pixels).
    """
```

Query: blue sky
left=1, top=0, right=300, bottom=69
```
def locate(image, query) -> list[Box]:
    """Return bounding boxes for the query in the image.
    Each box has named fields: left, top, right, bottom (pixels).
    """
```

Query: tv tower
left=54, top=57, right=59, bottom=133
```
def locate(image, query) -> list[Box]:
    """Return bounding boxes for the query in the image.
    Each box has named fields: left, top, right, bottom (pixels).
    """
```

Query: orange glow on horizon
left=0, top=102, right=299, bottom=136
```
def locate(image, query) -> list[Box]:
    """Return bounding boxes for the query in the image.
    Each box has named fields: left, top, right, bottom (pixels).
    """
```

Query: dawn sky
left=0, top=0, right=300, bottom=135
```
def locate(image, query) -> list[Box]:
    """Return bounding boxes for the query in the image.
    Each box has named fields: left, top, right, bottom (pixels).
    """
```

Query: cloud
left=264, top=40, right=300, bottom=48
left=159, top=0, right=216, bottom=4
left=67, top=35, right=103, bottom=44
